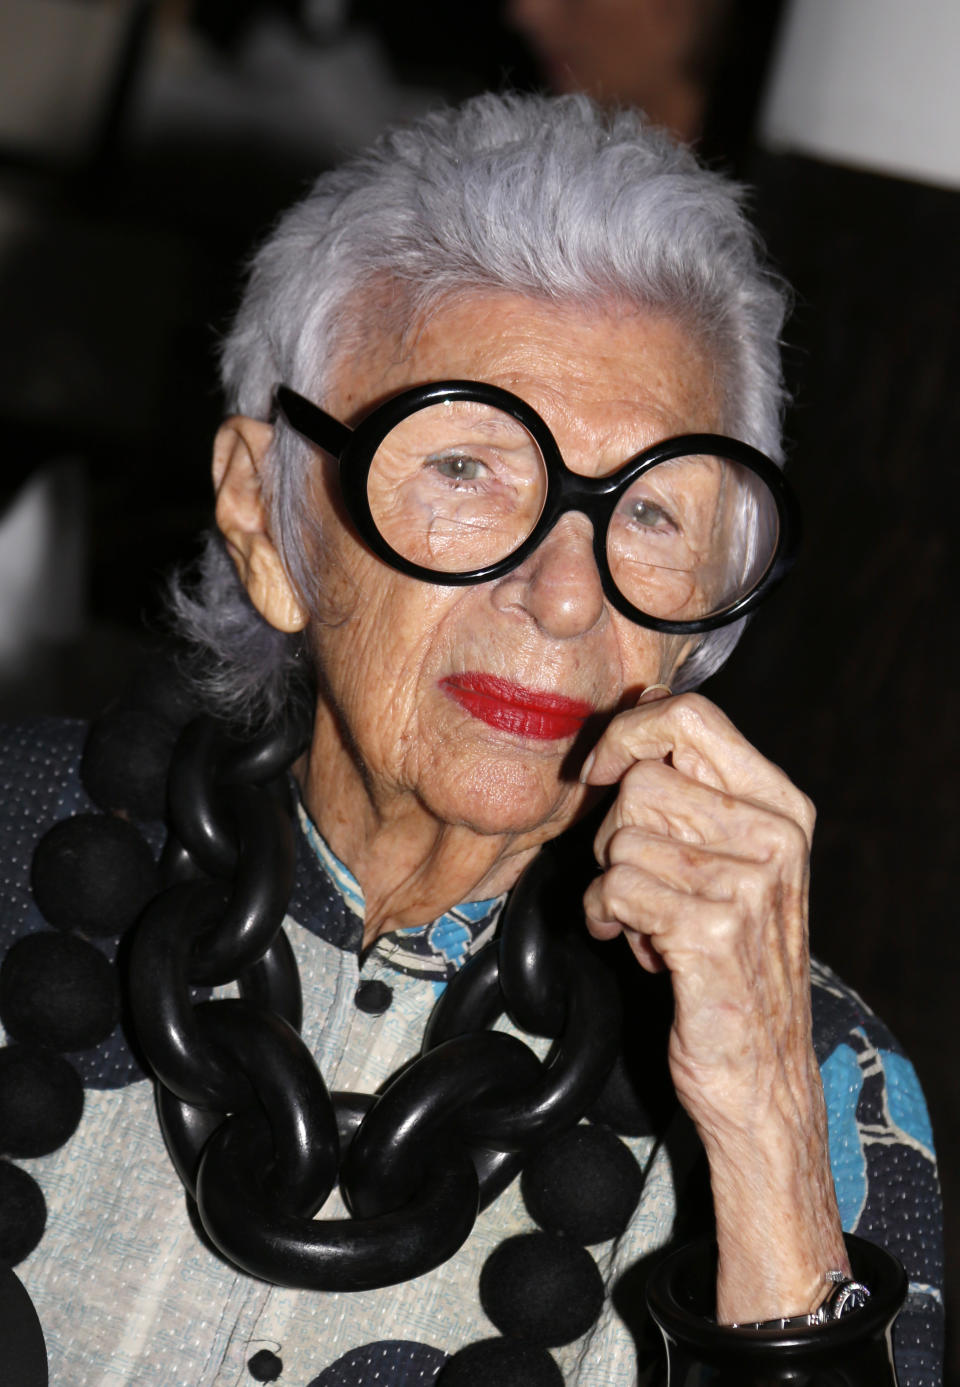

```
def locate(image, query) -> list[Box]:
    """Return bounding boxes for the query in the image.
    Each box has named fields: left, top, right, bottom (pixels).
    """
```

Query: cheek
left=300, top=470, right=367, bottom=624
left=612, top=622, right=680, bottom=703
left=308, top=537, right=464, bottom=737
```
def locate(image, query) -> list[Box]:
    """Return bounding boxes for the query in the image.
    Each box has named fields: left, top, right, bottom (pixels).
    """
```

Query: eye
left=628, top=497, right=675, bottom=529
left=428, top=454, right=489, bottom=483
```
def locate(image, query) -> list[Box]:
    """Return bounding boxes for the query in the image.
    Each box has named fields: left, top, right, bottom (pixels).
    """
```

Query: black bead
left=0, top=1046, right=84, bottom=1158
left=437, top=1338, right=563, bottom=1386
left=247, top=1348, right=283, bottom=1381
left=31, top=813, right=157, bottom=937
left=82, top=708, right=178, bottom=820
left=0, top=1161, right=46, bottom=1267
left=354, top=980, right=393, bottom=1015
left=0, top=932, right=120, bottom=1051
left=479, top=1232, right=604, bottom=1346
left=521, top=1123, right=643, bottom=1245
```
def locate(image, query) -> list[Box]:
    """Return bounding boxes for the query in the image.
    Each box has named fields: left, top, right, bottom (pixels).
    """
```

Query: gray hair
left=171, top=91, right=789, bottom=726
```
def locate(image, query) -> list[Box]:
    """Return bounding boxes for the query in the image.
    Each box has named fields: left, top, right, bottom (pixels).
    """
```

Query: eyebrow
left=426, top=407, right=537, bottom=444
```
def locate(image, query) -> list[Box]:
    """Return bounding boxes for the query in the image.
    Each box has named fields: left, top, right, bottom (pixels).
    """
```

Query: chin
left=425, top=752, right=584, bottom=840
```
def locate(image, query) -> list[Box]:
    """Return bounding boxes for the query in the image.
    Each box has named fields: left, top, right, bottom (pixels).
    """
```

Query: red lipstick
left=440, top=673, right=593, bottom=741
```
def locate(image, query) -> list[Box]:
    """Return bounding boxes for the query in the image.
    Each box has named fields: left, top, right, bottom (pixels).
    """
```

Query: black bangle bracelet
left=646, top=1233, right=907, bottom=1386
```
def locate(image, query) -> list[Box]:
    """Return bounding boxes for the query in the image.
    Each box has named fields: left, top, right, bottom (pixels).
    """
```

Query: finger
left=621, top=929, right=667, bottom=973
left=581, top=691, right=731, bottom=787
left=599, top=828, right=797, bottom=919
left=583, top=860, right=745, bottom=964
left=582, top=693, right=814, bottom=838
left=582, top=862, right=673, bottom=967
left=584, top=853, right=806, bottom=1011
left=592, top=760, right=812, bottom=865
left=636, top=683, right=673, bottom=705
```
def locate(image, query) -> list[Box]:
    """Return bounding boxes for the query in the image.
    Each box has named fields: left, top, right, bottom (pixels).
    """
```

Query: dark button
left=354, top=979, right=393, bottom=1015
left=247, top=1348, right=283, bottom=1381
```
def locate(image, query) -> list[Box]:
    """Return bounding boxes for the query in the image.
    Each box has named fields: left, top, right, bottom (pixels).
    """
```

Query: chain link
left=128, top=716, right=623, bottom=1291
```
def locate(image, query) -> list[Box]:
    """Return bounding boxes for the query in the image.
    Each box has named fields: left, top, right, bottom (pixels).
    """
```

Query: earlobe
left=212, top=416, right=309, bottom=634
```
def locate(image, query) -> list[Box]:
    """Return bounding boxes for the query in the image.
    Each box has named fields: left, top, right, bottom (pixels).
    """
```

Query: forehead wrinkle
left=509, top=375, right=715, bottom=477
left=330, top=291, right=724, bottom=465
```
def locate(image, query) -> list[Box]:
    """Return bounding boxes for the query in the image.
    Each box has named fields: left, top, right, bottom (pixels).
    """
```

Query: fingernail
left=579, top=749, right=596, bottom=783
left=638, top=682, right=672, bottom=704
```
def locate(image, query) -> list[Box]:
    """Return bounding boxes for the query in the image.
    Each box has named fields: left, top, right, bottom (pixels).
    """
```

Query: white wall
left=758, top=0, right=960, bottom=189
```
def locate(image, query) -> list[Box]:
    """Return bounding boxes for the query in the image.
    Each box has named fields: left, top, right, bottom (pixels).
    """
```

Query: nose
left=491, top=513, right=606, bottom=639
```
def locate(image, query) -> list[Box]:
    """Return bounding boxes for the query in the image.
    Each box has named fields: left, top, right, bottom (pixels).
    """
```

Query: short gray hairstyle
left=171, top=91, right=789, bottom=727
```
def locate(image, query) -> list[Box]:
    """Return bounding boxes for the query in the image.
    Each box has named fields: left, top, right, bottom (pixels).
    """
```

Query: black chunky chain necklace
left=131, top=710, right=627, bottom=1293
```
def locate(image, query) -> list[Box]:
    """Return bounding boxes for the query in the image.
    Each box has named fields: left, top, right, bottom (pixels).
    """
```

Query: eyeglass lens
left=366, top=399, right=780, bottom=622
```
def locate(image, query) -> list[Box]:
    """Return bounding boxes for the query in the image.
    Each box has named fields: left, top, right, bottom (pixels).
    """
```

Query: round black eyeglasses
left=274, top=380, right=800, bottom=636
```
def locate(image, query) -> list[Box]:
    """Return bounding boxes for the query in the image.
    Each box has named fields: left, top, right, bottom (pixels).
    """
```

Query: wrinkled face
left=304, top=292, right=723, bottom=841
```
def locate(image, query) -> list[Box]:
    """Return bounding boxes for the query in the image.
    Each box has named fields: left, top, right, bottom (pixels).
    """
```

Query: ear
left=213, top=416, right=308, bottom=633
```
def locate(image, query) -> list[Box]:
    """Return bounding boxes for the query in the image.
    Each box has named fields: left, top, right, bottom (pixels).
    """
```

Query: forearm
left=691, top=1042, right=848, bottom=1324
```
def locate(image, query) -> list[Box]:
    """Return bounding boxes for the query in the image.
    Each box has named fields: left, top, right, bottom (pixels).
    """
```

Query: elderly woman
left=0, top=94, right=942, bottom=1386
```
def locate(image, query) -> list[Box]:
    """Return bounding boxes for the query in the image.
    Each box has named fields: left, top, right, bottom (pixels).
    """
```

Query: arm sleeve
left=811, top=958, right=943, bottom=1387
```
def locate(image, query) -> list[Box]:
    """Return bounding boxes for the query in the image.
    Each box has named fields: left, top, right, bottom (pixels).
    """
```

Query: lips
left=439, top=673, right=593, bottom=741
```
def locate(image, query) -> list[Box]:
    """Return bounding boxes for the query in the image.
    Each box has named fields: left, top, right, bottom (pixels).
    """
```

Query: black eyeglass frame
left=274, top=380, right=800, bottom=636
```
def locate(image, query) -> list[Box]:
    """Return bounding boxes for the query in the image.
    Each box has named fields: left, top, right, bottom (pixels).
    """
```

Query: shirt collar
left=296, top=797, right=507, bottom=979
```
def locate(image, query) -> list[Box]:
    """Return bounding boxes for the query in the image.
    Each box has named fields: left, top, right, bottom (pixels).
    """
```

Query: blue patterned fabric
left=811, top=961, right=944, bottom=1385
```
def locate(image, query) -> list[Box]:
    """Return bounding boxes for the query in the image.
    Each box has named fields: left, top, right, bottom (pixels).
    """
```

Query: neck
left=296, top=710, right=547, bottom=947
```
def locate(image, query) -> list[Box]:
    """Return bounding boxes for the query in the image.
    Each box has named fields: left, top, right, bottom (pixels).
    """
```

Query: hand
left=581, top=690, right=848, bottom=1323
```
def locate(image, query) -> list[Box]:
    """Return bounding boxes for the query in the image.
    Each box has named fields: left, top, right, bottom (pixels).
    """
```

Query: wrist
left=647, top=1234, right=906, bottom=1386
left=731, top=1269, right=872, bottom=1330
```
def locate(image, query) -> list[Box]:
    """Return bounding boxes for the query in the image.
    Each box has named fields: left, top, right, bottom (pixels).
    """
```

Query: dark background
left=0, top=0, right=955, bottom=1377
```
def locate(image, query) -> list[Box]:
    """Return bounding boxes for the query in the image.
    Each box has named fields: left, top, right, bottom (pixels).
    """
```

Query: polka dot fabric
left=0, top=721, right=89, bottom=942
left=306, top=1341, right=446, bottom=1385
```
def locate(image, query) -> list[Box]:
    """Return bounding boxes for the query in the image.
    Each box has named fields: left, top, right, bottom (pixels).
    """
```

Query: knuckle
left=601, top=861, right=642, bottom=916
left=772, top=781, right=816, bottom=841
left=796, top=789, right=817, bottom=834
left=613, top=764, right=669, bottom=823
left=771, top=811, right=811, bottom=862
left=701, top=902, right=741, bottom=950
left=671, top=691, right=712, bottom=734
left=671, top=690, right=733, bottom=735
left=738, top=862, right=776, bottom=914
left=621, top=756, right=663, bottom=788
left=603, top=860, right=632, bottom=897
left=604, top=826, right=631, bottom=863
